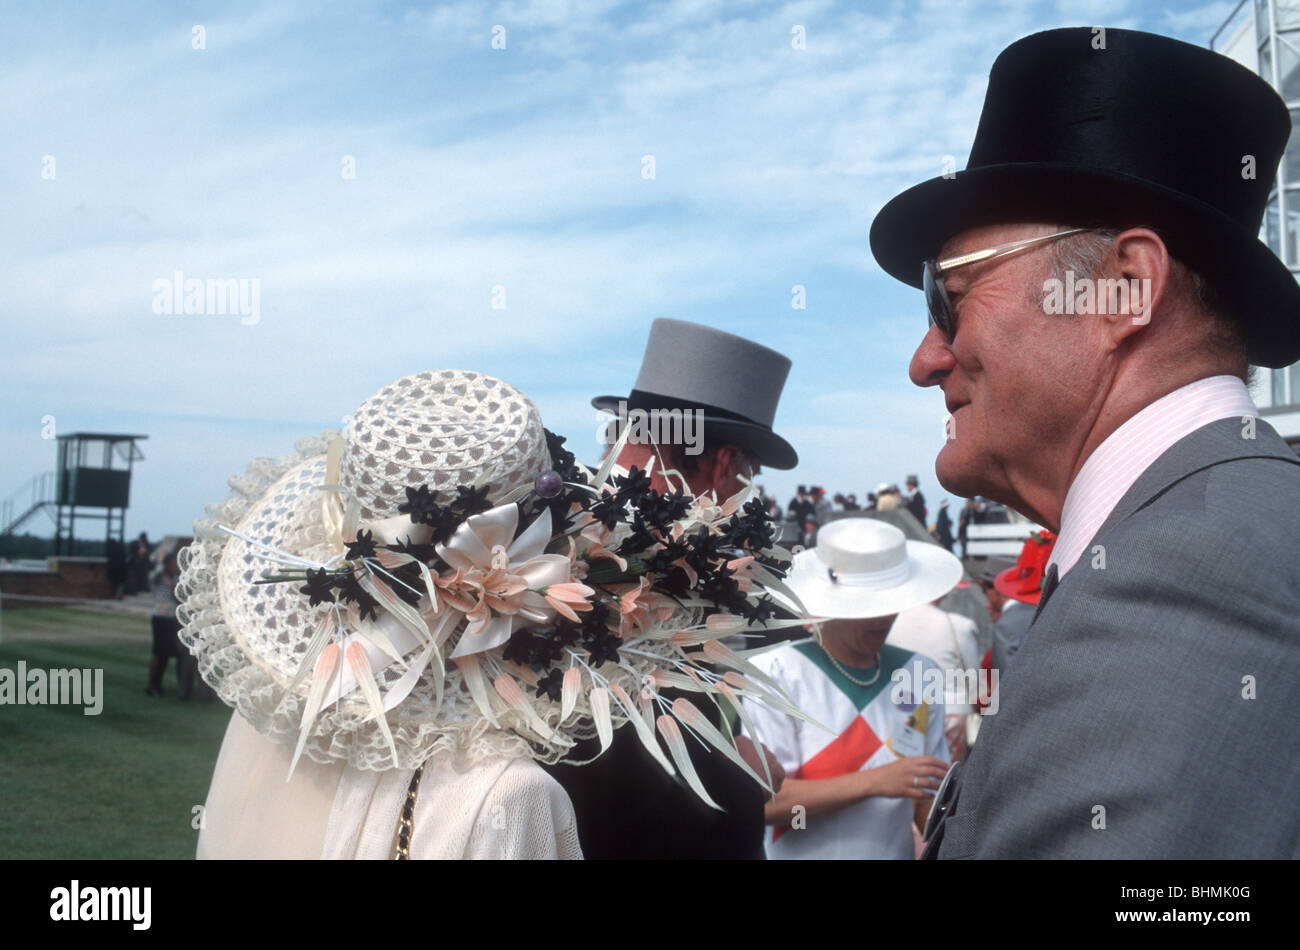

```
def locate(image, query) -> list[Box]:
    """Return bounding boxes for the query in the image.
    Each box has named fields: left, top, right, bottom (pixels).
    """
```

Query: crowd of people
left=758, top=484, right=1027, bottom=560
left=760, top=478, right=932, bottom=549
left=104, top=531, right=156, bottom=598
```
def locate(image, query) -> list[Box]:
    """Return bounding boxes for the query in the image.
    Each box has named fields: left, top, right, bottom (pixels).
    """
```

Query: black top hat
left=593, top=318, right=798, bottom=469
left=870, top=27, right=1300, bottom=368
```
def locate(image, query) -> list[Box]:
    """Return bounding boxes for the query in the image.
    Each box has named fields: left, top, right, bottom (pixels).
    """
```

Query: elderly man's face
left=908, top=222, right=1110, bottom=518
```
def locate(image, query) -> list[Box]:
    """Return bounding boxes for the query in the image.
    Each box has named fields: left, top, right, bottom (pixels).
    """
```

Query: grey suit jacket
left=936, top=416, right=1300, bottom=858
left=992, top=599, right=1036, bottom=672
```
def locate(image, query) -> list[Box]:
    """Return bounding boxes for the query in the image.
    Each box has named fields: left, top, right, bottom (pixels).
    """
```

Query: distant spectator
left=106, top=538, right=127, bottom=599
left=787, top=485, right=815, bottom=525
left=933, top=499, right=954, bottom=552
left=958, top=499, right=975, bottom=559
left=800, top=518, right=818, bottom=550
left=876, top=483, right=902, bottom=512
left=146, top=553, right=193, bottom=699
left=812, top=486, right=832, bottom=522
left=844, top=494, right=861, bottom=511
left=742, top=519, right=962, bottom=859
left=991, top=532, right=1057, bottom=674
left=904, top=475, right=926, bottom=525
left=128, top=531, right=153, bottom=594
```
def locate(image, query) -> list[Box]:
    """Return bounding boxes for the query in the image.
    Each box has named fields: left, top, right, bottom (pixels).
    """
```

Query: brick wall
left=0, top=557, right=114, bottom=607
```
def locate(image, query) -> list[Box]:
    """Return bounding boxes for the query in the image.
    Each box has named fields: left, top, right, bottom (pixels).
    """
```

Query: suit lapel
left=1031, top=562, right=1059, bottom=624
left=1090, top=416, right=1299, bottom=546
left=1031, top=419, right=1297, bottom=626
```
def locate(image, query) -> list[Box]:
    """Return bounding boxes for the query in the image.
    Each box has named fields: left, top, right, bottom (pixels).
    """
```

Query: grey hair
left=1043, top=226, right=1250, bottom=378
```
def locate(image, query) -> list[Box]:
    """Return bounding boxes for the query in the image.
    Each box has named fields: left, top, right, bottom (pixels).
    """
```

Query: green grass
left=0, top=607, right=232, bottom=859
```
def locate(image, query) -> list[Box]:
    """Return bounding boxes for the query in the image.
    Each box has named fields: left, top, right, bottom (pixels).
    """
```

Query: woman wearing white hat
left=178, top=370, right=802, bottom=859
left=740, top=517, right=963, bottom=859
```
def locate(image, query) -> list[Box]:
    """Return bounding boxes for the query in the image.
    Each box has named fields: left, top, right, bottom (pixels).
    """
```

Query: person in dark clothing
left=934, top=498, right=954, bottom=551
left=128, top=531, right=153, bottom=594
left=146, top=553, right=191, bottom=697
left=786, top=486, right=814, bottom=525
left=905, top=475, right=927, bottom=525
left=106, top=538, right=128, bottom=599
left=957, top=498, right=974, bottom=558
left=554, top=318, right=798, bottom=858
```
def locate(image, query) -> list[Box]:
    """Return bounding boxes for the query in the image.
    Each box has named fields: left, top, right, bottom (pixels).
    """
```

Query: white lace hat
left=783, top=518, right=962, bottom=619
left=177, top=369, right=813, bottom=797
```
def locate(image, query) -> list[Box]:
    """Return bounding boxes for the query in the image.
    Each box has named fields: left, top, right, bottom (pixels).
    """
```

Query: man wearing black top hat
left=872, top=28, right=1300, bottom=858
left=543, top=318, right=799, bottom=859
left=904, top=475, right=926, bottom=526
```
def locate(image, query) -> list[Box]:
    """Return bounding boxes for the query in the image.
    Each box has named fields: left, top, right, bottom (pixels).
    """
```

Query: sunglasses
left=922, top=227, right=1094, bottom=338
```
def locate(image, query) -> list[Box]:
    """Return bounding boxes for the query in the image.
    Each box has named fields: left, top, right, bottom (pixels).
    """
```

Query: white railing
left=0, top=471, right=57, bottom=535
left=965, top=520, right=1044, bottom=557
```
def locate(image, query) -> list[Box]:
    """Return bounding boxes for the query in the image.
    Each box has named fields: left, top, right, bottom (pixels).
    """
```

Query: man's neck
left=1000, top=361, right=1235, bottom=531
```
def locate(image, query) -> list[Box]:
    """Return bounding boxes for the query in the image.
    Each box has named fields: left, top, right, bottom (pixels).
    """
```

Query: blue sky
left=0, top=0, right=1243, bottom=539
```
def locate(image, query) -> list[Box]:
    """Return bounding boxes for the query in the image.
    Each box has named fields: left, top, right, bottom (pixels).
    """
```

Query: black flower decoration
left=345, top=528, right=378, bottom=561
left=544, top=429, right=579, bottom=480
left=613, top=466, right=653, bottom=505
left=451, top=484, right=492, bottom=518
left=502, top=629, right=536, bottom=667
left=299, top=568, right=337, bottom=607
left=336, top=572, right=380, bottom=622
left=580, top=602, right=612, bottom=638
left=637, top=487, right=691, bottom=531
left=398, top=485, right=442, bottom=525
left=684, top=525, right=723, bottom=575
left=389, top=536, right=440, bottom=566
left=535, top=668, right=565, bottom=702
left=589, top=493, right=625, bottom=531
left=616, top=514, right=660, bottom=557
left=584, top=629, right=623, bottom=666
left=699, top=563, right=741, bottom=607
left=504, top=627, right=566, bottom=669
left=736, top=593, right=778, bottom=626
left=382, top=560, right=426, bottom=608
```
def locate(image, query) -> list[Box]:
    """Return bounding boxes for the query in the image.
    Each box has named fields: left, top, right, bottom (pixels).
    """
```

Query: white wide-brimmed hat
left=784, top=518, right=962, bottom=619
left=177, top=369, right=811, bottom=801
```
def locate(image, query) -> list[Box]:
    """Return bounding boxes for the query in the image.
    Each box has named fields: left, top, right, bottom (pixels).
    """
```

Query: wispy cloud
left=1, top=0, right=1237, bottom=535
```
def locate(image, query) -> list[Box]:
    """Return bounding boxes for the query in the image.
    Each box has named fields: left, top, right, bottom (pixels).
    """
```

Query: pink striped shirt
left=1049, top=375, right=1259, bottom=578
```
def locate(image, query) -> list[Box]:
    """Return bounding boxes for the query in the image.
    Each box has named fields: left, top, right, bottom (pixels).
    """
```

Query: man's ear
left=1105, top=227, right=1170, bottom=345
left=709, top=445, right=740, bottom=492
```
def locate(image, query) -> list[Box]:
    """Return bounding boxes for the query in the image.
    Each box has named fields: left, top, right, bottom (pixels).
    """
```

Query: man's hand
left=736, top=735, right=785, bottom=793
left=864, top=755, right=948, bottom=799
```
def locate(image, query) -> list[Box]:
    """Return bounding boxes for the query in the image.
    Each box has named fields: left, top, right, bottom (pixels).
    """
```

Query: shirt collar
left=1048, top=375, right=1258, bottom=578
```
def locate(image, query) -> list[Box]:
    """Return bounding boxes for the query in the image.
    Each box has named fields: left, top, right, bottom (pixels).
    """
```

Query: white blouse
left=196, top=712, right=583, bottom=860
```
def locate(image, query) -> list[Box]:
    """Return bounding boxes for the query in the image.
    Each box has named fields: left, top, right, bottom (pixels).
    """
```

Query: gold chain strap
left=394, top=765, right=425, bottom=860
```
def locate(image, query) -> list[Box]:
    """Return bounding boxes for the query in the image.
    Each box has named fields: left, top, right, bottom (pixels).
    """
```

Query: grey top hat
left=592, top=318, right=798, bottom=469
